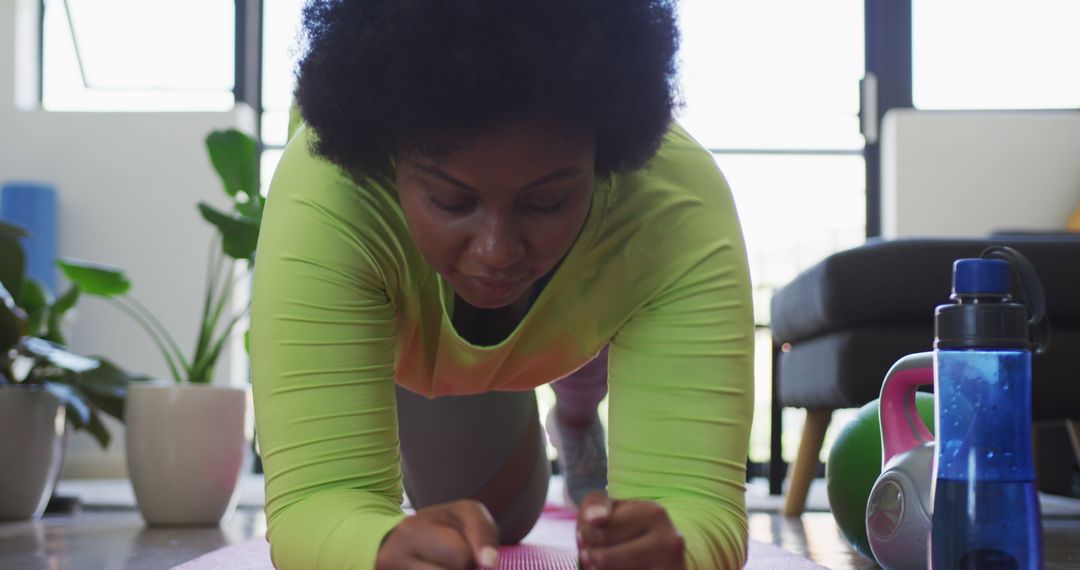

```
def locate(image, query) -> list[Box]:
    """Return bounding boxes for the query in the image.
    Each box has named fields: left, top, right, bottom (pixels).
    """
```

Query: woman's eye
left=428, top=196, right=473, bottom=213
left=526, top=201, right=564, bottom=214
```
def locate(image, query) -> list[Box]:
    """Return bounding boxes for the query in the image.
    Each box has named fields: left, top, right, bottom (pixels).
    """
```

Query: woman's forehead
left=399, top=120, right=596, bottom=186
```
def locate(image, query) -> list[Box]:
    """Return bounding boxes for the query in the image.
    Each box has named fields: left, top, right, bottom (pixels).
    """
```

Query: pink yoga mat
left=172, top=505, right=825, bottom=569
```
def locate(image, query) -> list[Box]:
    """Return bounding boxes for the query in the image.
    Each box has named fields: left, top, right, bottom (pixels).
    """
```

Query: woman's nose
left=470, top=215, right=525, bottom=271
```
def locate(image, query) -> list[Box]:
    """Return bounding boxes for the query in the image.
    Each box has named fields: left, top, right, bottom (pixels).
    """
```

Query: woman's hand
left=376, top=499, right=500, bottom=569
left=576, top=492, right=686, bottom=570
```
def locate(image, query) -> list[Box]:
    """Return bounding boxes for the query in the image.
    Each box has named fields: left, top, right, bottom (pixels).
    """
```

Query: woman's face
left=396, top=120, right=596, bottom=310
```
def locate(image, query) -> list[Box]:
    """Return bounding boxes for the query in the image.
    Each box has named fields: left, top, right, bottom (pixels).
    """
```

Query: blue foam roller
left=1, top=182, right=58, bottom=295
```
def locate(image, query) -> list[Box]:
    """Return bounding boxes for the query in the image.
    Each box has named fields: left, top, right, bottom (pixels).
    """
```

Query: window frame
left=36, top=0, right=262, bottom=115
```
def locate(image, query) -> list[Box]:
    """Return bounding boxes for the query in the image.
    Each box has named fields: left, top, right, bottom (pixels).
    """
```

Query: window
left=913, top=0, right=1080, bottom=110
left=678, top=1, right=864, bottom=152
left=261, top=0, right=307, bottom=148
left=677, top=0, right=866, bottom=322
left=677, top=0, right=866, bottom=463
left=41, top=0, right=235, bottom=111
left=259, top=0, right=307, bottom=199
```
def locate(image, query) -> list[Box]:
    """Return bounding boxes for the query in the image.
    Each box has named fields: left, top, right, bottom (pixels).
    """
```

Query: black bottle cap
left=934, top=302, right=1030, bottom=350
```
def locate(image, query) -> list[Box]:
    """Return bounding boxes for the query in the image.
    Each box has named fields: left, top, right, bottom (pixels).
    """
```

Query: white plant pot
left=126, top=382, right=253, bottom=526
left=0, top=386, right=66, bottom=520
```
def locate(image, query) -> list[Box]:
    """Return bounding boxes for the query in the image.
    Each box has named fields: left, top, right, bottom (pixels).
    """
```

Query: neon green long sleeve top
left=251, top=122, right=755, bottom=569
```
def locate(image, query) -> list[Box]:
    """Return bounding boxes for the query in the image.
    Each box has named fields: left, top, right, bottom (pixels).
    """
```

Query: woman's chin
left=454, top=278, right=532, bottom=310
left=458, top=290, right=525, bottom=310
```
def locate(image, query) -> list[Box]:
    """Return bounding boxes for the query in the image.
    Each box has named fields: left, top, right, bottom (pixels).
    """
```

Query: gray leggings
left=394, top=348, right=609, bottom=543
left=394, top=385, right=551, bottom=544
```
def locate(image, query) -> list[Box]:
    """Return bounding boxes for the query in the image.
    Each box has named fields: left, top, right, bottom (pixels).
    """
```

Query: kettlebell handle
left=879, top=351, right=934, bottom=466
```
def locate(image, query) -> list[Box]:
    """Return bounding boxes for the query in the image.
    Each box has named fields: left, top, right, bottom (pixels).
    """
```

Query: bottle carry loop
left=980, top=246, right=1051, bottom=354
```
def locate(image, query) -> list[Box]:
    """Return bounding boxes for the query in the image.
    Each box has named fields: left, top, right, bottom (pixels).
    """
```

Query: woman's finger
left=578, top=509, right=643, bottom=550
left=410, top=521, right=475, bottom=569
left=584, top=531, right=685, bottom=570
left=405, top=561, right=451, bottom=570
left=577, top=491, right=615, bottom=527
left=577, top=501, right=650, bottom=548
left=443, top=500, right=500, bottom=567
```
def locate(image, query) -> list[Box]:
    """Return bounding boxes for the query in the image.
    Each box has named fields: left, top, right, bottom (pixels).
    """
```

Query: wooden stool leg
left=1066, top=419, right=1080, bottom=466
left=782, top=409, right=832, bottom=516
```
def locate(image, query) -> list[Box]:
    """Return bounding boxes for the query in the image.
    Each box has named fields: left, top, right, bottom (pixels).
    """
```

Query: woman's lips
left=469, top=275, right=527, bottom=300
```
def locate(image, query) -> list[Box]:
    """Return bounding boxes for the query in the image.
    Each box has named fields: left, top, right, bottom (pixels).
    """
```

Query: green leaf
left=189, top=311, right=245, bottom=384
left=0, top=221, right=27, bottom=303
left=20, top=277, right=51, bottom=336
left=0, top=220, right=29, bottom=240
left=19, top=276, right=50, bottom=311
left=0, top=281, right=28, bottom=352
left=46, top=381, right=113, bottom=448
left=25, top=307, right=48, bottom=340
left=206, top=129, right=259, bottom=200
left=57, top=258, right=131, bottom=297
left=44, top=286, right=80, bottom=345
left=236, top=197, right=264, bottom=223
left=52, top=285, right=80, bottom=315
left=74, top=358, right=150, bottom=422
left=198, top=202, right=260, bottom=261
left=20, top=337, right=99, bottom=373
left=83, top=409, right=111, bottom=449
left=42, top=381, right=91, bottom=426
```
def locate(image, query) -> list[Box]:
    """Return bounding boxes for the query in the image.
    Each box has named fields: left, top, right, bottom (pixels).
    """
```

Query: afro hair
left=295, top=0, right=681, bottom=183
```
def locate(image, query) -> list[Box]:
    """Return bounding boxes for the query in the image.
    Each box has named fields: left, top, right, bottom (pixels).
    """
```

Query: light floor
left=2, top=476, right=1079, bottom=569
left=750, top=511, right=1080, bottom=570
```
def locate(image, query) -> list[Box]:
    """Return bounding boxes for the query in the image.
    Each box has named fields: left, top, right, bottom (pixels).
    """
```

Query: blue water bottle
left=931, top=246, right=1050, bottom=569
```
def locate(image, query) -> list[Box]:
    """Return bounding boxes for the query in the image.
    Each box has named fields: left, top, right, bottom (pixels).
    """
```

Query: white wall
left=881, top=109, right=1080, bottom=238
left=2, top=0, right=254, bottom=477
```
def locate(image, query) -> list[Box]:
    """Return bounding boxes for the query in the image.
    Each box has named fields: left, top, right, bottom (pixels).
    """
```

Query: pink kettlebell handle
left=879, top=351, right=934, bottom=466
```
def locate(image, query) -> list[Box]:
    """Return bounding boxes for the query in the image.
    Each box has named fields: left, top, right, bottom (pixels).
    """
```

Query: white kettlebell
left=866, top=352, right=935, bottom=570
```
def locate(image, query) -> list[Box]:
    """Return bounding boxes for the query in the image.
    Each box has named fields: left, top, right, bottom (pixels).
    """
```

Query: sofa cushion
left=776, top=326, right=933, bottom=409
left=770, top=237, right=1080, bottom=344
left=778, top=325, right=1080, bottom=420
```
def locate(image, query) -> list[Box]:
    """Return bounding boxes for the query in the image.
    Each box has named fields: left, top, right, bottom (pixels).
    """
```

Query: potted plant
left=0, top=221, right=147, bottom=520
left=57, top=129, right=263, bottom=526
